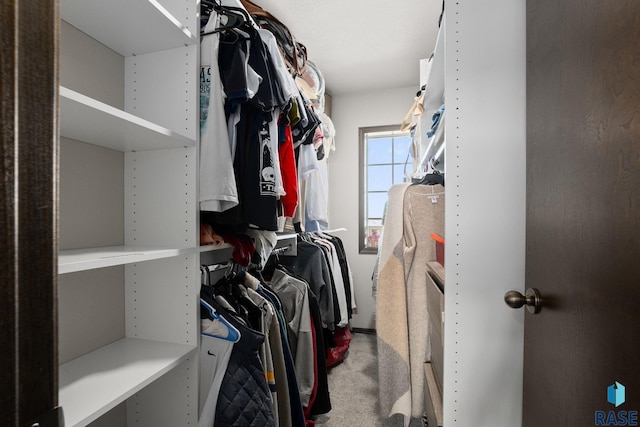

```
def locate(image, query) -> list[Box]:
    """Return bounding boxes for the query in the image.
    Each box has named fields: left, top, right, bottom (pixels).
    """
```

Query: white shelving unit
left=59, top=246, right=233, bottom=274
left=59, top=87, right=195, bottom=152
left=59, top=339, right=196, bottom=426
left=60, top=0, right=196, bottom=57
left=58, top=1, right=202, bottom=425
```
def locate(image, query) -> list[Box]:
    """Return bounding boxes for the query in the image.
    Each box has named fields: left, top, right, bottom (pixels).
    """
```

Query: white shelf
left=59, top=244, right=234, bottom=274
left=59, top=246, right=191, bottom=274
left=59, top=338, right=196, bottom=427
left=60, top=87, right=195, bottom=152
left=197, top=243, right=233, bottom=253
left=60, top=0, right=197, bottom=57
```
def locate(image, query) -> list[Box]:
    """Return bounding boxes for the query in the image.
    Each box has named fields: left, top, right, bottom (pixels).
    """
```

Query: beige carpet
left=315, top=332, right=422, bottom=426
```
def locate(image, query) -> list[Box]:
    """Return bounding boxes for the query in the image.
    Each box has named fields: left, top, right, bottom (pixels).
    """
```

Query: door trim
left=0, top=0, right=60, bottom=425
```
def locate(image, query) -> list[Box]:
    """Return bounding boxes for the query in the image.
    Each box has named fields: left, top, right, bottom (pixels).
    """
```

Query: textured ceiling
left=251, top=0, right=443, bottom=95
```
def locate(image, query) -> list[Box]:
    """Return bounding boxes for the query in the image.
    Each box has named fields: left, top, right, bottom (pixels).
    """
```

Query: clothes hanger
left=200, top=265, right=210, bottom=286
left=412, top=172, right=445, bottom=186
left=200, top=299, right=241, bottom=342
left=201, top=2, right=252, bottom=37
left=201, top=13, right=242, bottom=37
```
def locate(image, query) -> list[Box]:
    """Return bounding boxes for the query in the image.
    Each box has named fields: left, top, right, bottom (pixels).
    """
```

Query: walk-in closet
left=3, top=0, right=524, bottom=424
left=4, top=0, right=522, bottom=425
left=8, top=0, right=640, bottom=426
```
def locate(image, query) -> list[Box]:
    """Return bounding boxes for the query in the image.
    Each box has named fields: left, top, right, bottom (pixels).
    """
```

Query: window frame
left=358, top=124, right=411, bottom=254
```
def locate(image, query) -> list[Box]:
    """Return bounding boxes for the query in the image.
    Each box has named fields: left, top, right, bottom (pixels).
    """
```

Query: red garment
left=278, top=123, right=299, bottom=217
left=218, top=233, right=255, bottom=267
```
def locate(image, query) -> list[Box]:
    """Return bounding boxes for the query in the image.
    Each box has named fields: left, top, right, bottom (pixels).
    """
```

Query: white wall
left=327, top=86, right=417, bottom=330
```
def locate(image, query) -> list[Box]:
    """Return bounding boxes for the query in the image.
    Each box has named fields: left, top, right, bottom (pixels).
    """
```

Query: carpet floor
left=314, top=332, right=422, bottom=427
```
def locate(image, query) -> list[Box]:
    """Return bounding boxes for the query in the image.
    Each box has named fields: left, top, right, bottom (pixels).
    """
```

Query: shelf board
left=59, top=244, right=234, bottom=274
left=199, top=244, right=234, bottom=266
left=60, top=87, right=195, bottom=152
left=59, top=338, right=196, bottom=427
left=60, top=0, right=196, bottom=57
left=59, top=246, right=192, bottom=274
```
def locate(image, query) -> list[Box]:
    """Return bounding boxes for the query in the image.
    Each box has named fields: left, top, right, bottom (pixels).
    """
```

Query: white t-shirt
left=200, top=12, right=239, bottom=212
left=305, top=157, right=328, bottom=222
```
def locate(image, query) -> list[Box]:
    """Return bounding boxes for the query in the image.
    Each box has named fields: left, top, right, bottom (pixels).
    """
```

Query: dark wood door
left=0, top=0, right=62, bottom=425
left=525, top=0, right=640, bottom=425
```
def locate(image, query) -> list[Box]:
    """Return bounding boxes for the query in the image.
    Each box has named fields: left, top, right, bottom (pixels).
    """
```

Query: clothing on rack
left=257, top=282, right=307, bottom=427
left=200, top=273, right=306, bottom=427
left=274, top=238, right=335, bottom=330
left=200, top=0, right=334, bottom=235
left=200, top=10, right=239, bottom=213
left=199, top=259, right=345, bottom=426
left=268, top=268, right=314, bottom=407
left=200, top=293, right=276, bottom=427
left=245, top=277, right=291, bottom=427
left=306, top=235, right=348, bottom=327
left=375, top=183, right=445, bottom=421
left=198, top=230, right=352, bottom=425
left=197, top=4, right=348, bottom=422
left=271, top=232, right=355, bottom=371
left=198, top=300, right=239, bottom=427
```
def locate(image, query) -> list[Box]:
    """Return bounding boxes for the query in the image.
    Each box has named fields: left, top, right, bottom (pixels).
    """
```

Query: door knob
left=504, top=288, right=542, bottom=314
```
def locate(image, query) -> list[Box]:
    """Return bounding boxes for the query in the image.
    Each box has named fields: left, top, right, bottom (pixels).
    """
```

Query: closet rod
left=270, top=243, right=293, bottom=256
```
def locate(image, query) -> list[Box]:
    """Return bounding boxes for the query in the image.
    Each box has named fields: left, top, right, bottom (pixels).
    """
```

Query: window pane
left=394, top=136, right=413, bottom=163
left=367, top=192, right=387, bottom=219
left=367, top=137, right=392, bottom=165
left=359, top=127, right=411, bottom=253
left=368, top=165, right=392, bottom=191
left=393, top=164, right=408, bottom=184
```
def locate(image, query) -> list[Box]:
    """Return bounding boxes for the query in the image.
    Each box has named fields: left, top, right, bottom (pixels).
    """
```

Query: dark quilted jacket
left=213, top=299, right=276, bottom=427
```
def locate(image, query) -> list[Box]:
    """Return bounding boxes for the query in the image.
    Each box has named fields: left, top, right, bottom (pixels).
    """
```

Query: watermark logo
left=609, top=382, right=627, bottom=408
left=595, top=381, right=638, bottom=426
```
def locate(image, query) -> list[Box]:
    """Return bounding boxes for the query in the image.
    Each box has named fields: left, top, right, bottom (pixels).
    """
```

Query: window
left=359, top=125, right=413, bottom=254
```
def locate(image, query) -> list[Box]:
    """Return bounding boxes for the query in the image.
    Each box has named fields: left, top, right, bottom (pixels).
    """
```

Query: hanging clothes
left=375, top=184, right=445, bottom=421
left=307, top=235, right=348, bottom=327
left=257, top=282, right=307, bottom=427
left=202, top=3, right=291, bottom=232
left=199, top=2, right=341, bottom=424
left=268, top=268, right=314, bottom=408
left=244, top=274, right=293, bottom=427
left=198, top=300, right=240, bottom=427
left=278, top=120, right=299, bottom=219
left=202, top=0, right=337, bottom=238
left=199, top=292, right=276, bottom=427
left=200, top=11, right=239, bottom=213
left=275, top=239, right=336, bottom=330
left=318, top=232, right=356, bottom=317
